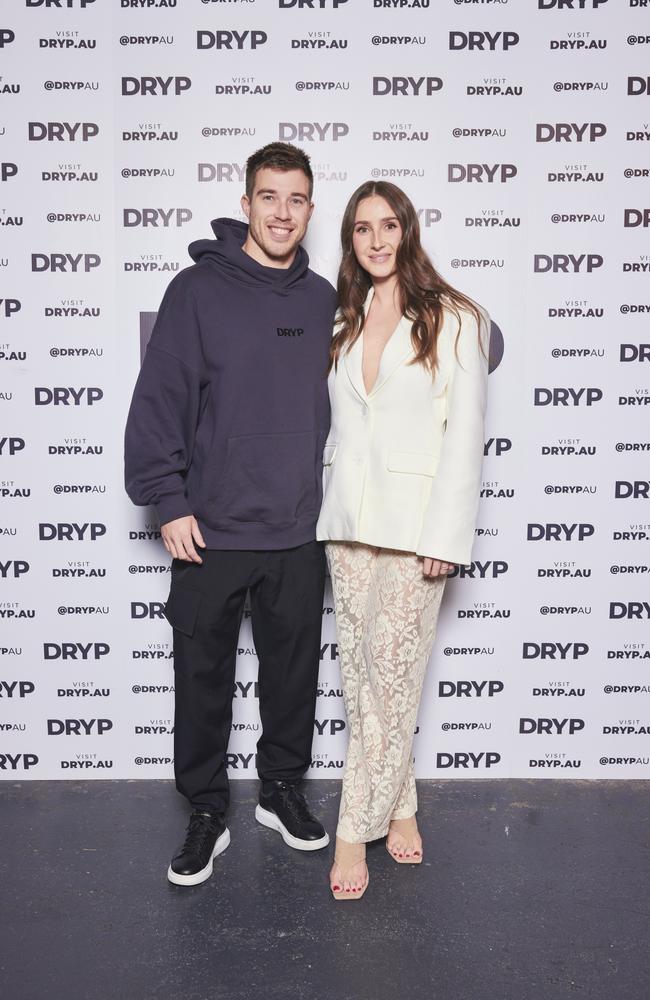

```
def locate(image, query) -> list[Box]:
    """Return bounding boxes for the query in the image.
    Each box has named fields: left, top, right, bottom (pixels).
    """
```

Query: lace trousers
left=326, top=541, right=447, bottom=844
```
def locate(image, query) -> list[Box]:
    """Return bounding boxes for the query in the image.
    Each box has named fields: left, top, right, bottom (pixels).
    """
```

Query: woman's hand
left=422, top=557, right=455, bottom=578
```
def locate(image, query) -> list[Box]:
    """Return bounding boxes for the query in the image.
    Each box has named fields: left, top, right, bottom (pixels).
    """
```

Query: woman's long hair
left=329, top=181, right=483, bottom=373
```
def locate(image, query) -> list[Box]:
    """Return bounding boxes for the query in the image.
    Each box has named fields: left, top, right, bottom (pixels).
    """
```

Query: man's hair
left=245, top=142, right=313, bottom=200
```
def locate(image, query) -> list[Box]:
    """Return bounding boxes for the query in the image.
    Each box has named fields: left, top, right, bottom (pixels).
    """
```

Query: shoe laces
left=182, top=811, right=218, bottom=853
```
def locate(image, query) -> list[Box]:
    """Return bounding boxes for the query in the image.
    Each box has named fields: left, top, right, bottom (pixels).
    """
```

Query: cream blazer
left=316, top=288, right=490, bottom=567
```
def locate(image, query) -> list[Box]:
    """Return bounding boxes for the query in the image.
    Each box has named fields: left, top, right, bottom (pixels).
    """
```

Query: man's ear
left=307, top=201, right=315, bottom=222
left=241, top=193, right=251, bottom=219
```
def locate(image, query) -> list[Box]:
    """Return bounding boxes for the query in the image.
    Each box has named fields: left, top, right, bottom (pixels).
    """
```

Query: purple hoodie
left=124, top=217, right=337, bottom=549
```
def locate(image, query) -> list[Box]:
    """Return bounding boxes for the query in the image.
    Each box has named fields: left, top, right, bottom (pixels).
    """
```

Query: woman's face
left=351, top=195, right=402, bottom=281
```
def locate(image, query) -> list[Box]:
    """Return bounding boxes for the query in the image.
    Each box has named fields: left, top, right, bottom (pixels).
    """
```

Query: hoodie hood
left=188, top=217, right=310, bottom=294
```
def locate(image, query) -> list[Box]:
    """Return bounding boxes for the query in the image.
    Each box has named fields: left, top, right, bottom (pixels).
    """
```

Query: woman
left=316, top=181, right=490, bottom=900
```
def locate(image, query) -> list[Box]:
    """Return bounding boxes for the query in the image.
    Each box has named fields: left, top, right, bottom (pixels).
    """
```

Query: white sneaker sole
left=255, top=804, right=330, bottom=851
left=167, top=827, right=231, bottom=886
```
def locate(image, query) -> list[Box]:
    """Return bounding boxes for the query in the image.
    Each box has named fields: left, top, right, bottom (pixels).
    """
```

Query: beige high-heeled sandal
left=386, top=821, right=423, bottom=864
left=330, top=857, right=369, bottom=900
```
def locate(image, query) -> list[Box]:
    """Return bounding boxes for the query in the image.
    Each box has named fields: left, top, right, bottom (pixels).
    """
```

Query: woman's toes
left=387, top=827, right=422, bottom=861
left=331, top=853, right=368, bottom=893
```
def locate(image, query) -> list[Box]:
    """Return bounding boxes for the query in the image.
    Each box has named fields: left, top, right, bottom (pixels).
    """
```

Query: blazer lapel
left=342, top=287, right=414, bottom=400
left=368, top=314, right=414, bottom=396
left=344, top=332, right=368, bottom=402
left=343, top=286, right=373, bottom=403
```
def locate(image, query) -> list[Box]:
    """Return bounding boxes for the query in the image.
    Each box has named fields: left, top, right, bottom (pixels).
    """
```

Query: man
left=124, top=142, right=336, bottom=886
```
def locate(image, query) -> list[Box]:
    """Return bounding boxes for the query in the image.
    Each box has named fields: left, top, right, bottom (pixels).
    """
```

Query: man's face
left=241, top=167, right=314, bottom=267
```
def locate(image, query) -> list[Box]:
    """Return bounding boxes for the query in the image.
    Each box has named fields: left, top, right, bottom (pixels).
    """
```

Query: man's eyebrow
left=256, top=188, right=308, bottom=199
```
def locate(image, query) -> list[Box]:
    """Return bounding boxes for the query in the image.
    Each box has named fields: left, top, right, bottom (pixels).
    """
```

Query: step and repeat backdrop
left=1, top=0, right=649, bottom=783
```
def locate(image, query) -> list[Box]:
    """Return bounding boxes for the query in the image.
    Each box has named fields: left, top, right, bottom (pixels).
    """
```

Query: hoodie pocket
left=206, top=430, right=321, bottom=527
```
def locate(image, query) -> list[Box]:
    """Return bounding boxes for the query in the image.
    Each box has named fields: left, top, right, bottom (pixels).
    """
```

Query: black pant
left=164, top=541, right=325, bottom=814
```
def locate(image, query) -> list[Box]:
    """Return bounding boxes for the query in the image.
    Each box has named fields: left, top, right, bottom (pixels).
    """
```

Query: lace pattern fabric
left=326, top=541, right=447, bottom=844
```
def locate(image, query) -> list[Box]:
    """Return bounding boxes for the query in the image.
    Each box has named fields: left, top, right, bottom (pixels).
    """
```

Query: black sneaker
left=167, top=810, right=230, bottom=886
left=255, top=780, right=329, bottom=851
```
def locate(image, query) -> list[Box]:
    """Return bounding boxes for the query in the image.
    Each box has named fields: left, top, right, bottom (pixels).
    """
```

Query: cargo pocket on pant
left=163, top=587, right=202, bottom=638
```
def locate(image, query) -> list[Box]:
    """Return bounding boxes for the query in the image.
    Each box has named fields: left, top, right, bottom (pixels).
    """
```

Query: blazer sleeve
left=416, top=306, right=490, bottom=567
left=124, top=273, right=207, bottom=527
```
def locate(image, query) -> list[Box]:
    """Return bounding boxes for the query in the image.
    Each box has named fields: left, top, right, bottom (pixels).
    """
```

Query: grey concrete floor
left=1, top=779, right=649, bottom=1000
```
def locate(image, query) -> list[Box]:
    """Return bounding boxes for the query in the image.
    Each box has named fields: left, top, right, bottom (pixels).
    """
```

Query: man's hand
left=422, top=557, right=455, bottom=578
left=161, top=515, right=206, bottom=564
